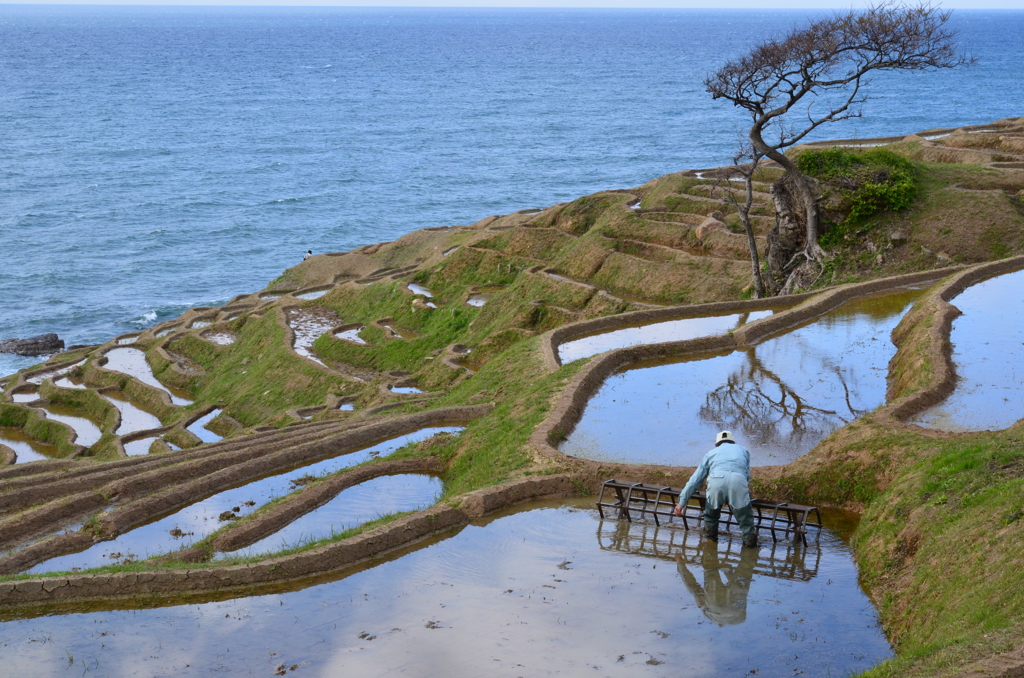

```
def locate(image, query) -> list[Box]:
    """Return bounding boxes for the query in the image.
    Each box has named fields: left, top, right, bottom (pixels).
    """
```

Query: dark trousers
left=704, top=502, right=756, bottom=541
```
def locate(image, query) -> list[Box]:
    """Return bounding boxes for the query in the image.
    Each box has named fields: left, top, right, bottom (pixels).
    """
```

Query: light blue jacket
left=678, top=442, right=751, bottom=508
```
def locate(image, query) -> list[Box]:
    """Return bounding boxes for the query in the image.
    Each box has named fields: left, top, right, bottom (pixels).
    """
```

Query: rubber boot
left=734, top=503, right=758, bottom=549
left=703, top=504, right=721, bottom=542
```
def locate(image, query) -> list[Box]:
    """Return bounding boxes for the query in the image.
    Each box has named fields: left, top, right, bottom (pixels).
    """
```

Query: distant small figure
left=303, top=250, right=312, bottom=261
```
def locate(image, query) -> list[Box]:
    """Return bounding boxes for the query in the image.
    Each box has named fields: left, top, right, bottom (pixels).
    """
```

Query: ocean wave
left=131, top=311, right=158, bottom=327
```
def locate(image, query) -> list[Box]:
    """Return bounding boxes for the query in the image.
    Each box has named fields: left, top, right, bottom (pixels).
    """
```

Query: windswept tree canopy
left=705, top=2, right=972, bottom=151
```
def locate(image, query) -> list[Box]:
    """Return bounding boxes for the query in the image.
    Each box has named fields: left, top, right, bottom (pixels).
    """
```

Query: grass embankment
left=855, top=426, right=1024, bottom=677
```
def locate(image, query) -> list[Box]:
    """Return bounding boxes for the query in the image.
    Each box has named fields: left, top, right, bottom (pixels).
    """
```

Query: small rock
left=708, top=210, right=725, bottom=221
left=937, top=251, right=953, bottom=264
left=694, top=217, right=726, bottom=241
left=889, top=229, right=908, bottom=245
left=0, top=333, right=64, bottom=357
left=876, top=254, right=885, bottom=266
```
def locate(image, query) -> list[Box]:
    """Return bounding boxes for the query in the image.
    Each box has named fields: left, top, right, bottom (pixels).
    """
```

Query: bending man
left=674, top=431, right=758, bottom=549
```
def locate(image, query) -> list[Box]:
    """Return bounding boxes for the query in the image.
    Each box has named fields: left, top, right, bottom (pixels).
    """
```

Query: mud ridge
left=0, top=474, right=576, bottom=607
left=211, top=456, right=444, bottom=553
left=880, top=254, right=1024, bottom=422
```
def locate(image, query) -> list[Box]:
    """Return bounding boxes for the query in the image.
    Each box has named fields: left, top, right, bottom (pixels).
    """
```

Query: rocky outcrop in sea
left=0, top=333, right=64, bottom=357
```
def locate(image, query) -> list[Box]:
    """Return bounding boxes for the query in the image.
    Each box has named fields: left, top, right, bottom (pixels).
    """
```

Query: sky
left=2, top=1, right=1023, bottom=7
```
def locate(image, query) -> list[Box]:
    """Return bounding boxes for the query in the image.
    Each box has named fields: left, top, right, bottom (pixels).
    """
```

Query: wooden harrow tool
left=596, top=479, right=823, bottom=544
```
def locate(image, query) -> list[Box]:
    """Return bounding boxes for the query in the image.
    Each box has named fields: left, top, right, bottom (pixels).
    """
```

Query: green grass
left=852, top=428, right=1024, bottom=676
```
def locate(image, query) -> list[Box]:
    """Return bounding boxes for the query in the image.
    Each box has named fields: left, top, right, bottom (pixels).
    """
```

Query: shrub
left=796, top=147, right=918, bottom=232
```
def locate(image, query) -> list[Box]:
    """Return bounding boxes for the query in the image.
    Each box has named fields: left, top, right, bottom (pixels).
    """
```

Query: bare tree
left=704, top=2, right=972, bottom=293
left=719, top=143, right=767, bottom=298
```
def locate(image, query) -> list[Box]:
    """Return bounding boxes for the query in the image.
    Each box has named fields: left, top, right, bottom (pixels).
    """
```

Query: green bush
left=797, top=147, right=918, bottom=230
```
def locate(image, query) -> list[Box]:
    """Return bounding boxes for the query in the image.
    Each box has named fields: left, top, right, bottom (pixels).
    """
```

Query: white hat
left=715, top=431, right=736, bottom=446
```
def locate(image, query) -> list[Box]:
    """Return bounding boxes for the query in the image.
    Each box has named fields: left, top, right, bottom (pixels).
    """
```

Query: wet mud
left=0, top=499, right=889, bottom=677
left=911, top=269, right=1024, bottom=431
left=26, top=427, right=463, bottom=574
left=218, top=473, right=443, bottom=559
left=102, top=348, right=193, bottom=406
left=559, top=310, right=775, bottom=364
left=561, top=287, right=925, bottom=466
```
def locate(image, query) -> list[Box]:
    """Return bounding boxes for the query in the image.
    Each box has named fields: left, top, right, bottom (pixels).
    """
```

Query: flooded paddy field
left=218, top=473, right=443, bottom=559
left=122, top=436, right=158, bottom=457
left=559, top=309, right=777, bottom=364
left=103, top=391, right=162, bottom=436
left=287, top=308, right=340, bottom=367
left=25, top=427, right=463, bottom=574
left=0, top=427, right=59, bottom=464
left=912, top=269, right=1024, bottom=431
left=36, top=404, right=102, bottom=449
left=102, top=348, right=193, bottom=406
left=562, top=287, right=925, bottom=466
left=186, top=409, right=223, bottom=444
left=0, top=498, right=889, bottom=677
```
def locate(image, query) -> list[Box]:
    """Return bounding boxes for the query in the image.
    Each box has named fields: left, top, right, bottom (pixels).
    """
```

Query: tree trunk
left=737, top=173, right=766, bottom=298
left=765, top=175, right=807, bottom=294
left=749, top=127, right=825, bottom=262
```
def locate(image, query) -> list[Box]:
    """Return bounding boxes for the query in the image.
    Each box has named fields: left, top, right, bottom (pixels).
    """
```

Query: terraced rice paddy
left=1, top=499, right=889, bottom=677
left=558, top=309, right=777, bottom=364
left=561, top=287, right=926, bottom=466
left=102, top=348, right=193, bottom=406
left=912, top=269, right=1024, bottom=431
left=0, top=427, right=58, bottom=464
left=25, top=426, right=464, bottom=574
left=217, top=473, right=443, bottom=559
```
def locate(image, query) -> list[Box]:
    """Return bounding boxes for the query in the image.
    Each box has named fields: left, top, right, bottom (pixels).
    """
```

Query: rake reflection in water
left=600, top=515, right=825, bottom=627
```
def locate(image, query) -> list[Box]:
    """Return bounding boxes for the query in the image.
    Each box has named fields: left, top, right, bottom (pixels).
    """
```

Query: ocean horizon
left=2, top=5, right=1022, bottom=377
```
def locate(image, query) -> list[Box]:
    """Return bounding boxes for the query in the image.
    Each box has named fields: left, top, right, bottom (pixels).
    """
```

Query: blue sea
left=2, top=6, right=1022, bottom=377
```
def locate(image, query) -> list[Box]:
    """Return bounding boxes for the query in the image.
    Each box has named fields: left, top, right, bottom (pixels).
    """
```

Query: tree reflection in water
left=560, top=286, right=925, bottom=466
left=698, top=345, right=863, bottom=456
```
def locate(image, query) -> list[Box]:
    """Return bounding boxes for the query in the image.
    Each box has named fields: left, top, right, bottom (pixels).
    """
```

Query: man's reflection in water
left=676, top=542, right=758, bottom=626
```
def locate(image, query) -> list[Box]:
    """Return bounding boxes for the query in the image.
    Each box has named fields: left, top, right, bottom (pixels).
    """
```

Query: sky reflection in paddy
left=0, top=499, right=889, bottom=677
left=561, top=287, right=925, bottom=466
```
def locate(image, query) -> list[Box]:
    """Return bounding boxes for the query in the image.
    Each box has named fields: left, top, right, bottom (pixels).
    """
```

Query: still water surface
left=912, top=269, right=1024, bottom=431
left=562, top=287, right=924, bottom=466
left=0, top=499, right=889, bottom=677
